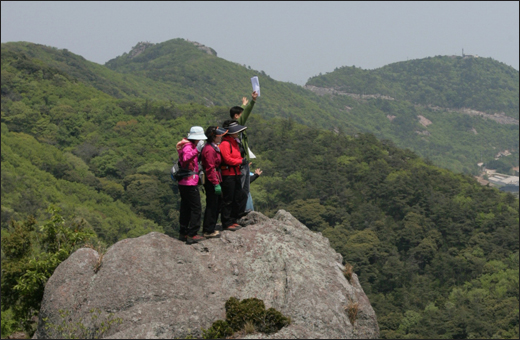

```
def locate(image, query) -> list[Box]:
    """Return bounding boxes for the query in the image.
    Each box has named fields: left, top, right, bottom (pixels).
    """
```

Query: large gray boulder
left=34, top=210, right=379, bottom=339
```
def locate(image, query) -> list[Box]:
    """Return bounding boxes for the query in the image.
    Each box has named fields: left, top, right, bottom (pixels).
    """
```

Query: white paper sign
left=248, top=146, right=256, bottom=159
left=251, top=76, right=260, bottom=97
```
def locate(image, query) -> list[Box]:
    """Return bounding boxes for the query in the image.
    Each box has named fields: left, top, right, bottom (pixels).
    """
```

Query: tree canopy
left=1, top=41, right=518, bottom=339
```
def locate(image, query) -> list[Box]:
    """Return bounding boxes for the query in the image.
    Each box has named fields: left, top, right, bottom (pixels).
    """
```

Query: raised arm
left=238, top=91, right=258, bottom=125
left=180, top=143, right=199, bottom=165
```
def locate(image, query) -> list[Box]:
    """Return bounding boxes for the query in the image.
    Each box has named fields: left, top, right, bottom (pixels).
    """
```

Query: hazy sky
left=2, top=1, right=518, bottom=85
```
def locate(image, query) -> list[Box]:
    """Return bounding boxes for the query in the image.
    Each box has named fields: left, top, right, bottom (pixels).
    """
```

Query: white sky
left=1, top=1, right=519, bottom=85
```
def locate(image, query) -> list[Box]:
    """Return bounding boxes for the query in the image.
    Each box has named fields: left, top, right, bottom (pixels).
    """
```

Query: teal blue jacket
left=238, top=99, right=255, bottom=160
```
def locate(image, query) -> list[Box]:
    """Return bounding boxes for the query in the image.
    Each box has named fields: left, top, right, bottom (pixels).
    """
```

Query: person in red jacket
left=201, top=126, right=228, bottom=238
left=219, top=120, right=248, bottom=231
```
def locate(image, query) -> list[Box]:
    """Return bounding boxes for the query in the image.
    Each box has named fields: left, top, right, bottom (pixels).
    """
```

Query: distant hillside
left=2, top=41, right=518, bottom=175
left=307, top=55, right=519, bottom=119
left=106, top=44, right=520, bottom=173
left=1, top=124, right=162, bottom=243
left=304, top=56, right=519, bottom=173
left=104, top=39, right=345, bottom=129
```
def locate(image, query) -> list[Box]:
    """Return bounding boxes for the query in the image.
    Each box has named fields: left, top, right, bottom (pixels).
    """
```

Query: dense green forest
left=315, top=92, right=518, bottom=174
left=106, top=41, right=520, bottom=174
left=307, top=55, right=519, bottom=118
left=306, top=57, right=519, bottom=174
left=1, top=40, right=518, bottom=338
left=3, top=40, right=518, bottom=175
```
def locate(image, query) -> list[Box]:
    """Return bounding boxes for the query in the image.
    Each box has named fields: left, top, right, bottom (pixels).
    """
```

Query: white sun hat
left=187, top=126, right=207, bottom=140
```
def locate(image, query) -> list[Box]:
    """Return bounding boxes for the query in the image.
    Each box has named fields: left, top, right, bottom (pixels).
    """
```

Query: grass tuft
left=343, top=263, right=353, bottom=283
left=345, top=302, right=359, bottom=325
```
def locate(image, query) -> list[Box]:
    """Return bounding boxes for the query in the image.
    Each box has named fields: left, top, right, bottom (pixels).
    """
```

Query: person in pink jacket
left=176, top=126, right=207, bottom=244
left=201, top=126, right=228, bottom=239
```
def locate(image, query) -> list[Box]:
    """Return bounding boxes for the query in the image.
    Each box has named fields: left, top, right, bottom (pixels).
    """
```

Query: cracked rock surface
left=34, top=210, right=379, bottom=339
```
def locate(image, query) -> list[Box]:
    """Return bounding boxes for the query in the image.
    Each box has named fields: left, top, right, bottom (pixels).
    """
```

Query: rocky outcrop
left=33, top=211, right=379, bottom=339
left=187, top=40, right=217, bottom=56
left=305, top=85, right=395, bottom=101
left=417, top=115, right=432, bottom=127
left=305, top=85, right=519, bottom=126
left=129, top=42, right=154, bottom=59
left=427, top=105, right=519, bottom=125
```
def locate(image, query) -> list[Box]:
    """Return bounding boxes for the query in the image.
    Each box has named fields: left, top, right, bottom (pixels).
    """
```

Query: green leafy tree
left=1, top=206, right=98, bottom=335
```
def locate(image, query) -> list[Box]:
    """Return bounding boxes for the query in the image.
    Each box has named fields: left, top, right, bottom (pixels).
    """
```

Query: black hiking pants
left=221, top=175, right=247, bottom=228
left=178, top=184, right=202, bottom=237
left=203, top=181, right=221, bottom=234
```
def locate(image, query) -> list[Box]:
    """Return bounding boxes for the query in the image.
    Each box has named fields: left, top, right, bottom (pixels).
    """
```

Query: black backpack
left=170, top=159, right=197, bottom=182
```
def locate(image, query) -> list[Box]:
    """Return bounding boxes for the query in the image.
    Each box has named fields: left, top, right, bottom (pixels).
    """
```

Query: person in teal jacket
left=229, top=91, right=258, bottom=215
left=234, top=91, right=258, bottom=159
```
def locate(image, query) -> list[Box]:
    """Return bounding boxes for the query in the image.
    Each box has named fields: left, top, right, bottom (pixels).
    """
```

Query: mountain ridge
left=1, top=38, right=518, bottom=339
left=93, top=40, right=520, bottom=174
left=307, top=55, right=519, bottom=119
left=2, top=39, right=518, bottom=175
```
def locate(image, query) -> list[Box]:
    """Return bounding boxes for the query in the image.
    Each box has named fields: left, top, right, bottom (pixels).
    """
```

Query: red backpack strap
left=220, top=139, right=239, bottom=175
left=222, top=139, right=232, bottom=153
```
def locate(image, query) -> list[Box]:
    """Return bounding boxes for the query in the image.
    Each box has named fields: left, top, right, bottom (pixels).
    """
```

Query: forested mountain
left=1, top=40, right=518, bottom=339
left=104, top=39, right=355, bottom=131
left=1, top=41, right=181, bottom=100
left=3, top=41, right=518, bottom=174
left=307, top=55, right=519, bottom=118
left=305, top=56, right=519, bottom=174
left=1, top=125, right=162, bottom=242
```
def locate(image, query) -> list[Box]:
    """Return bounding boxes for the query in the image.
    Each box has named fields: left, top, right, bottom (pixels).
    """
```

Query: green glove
left=214, top=184, right=222, bottom=195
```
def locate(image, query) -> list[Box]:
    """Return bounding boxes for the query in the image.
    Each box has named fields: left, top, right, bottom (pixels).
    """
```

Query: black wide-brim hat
left=224, top=121, right=247, bottom=134
left=214, top=127, right=228, bottom=136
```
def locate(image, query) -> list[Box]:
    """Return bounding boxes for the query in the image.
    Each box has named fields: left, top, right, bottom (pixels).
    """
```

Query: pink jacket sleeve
left=180, top=143, right=199, bottom=167
left=178, top=142, right=199, bottom=186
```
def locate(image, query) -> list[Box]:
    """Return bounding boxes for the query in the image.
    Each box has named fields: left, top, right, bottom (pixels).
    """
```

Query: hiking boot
left=223, top=224, right=242, bottom=231
left=178, top=234, right=187, bottom=242
left=186, top=235, right=205, bottom=244
left=203, top=231, right=221, bottom=238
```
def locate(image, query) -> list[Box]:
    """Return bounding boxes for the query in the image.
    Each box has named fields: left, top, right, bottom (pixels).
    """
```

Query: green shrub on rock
left=262, top=307, right=292, bottom=334
left=225, top=297, right=265, bottom=331
left=201, top=320, right=233, bottom=339
left=203, top=297, right=291, bottom=338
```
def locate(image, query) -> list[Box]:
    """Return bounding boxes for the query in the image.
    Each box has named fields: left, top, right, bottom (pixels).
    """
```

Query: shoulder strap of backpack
left=220, top=139, right=232, bottom=153
left=211, top=143, right=220, bottom=153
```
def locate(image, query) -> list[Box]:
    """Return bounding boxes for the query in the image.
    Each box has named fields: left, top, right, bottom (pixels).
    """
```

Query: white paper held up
left=251, top=76, right=260, bottom=97
left=248, top=147, right=256, bottom=159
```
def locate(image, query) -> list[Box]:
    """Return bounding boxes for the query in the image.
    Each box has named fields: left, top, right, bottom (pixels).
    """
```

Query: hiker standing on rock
left=230, top=91, right=258, bottom=215
left=200, top=126, right=228, bottom=239
left=176, top=126, right=207, bottom=244
left=219, top=120, right=248, bottom=231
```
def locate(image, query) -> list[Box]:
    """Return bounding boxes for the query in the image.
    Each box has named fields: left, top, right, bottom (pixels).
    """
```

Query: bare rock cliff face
left=33, top=211, right=379, bottom=339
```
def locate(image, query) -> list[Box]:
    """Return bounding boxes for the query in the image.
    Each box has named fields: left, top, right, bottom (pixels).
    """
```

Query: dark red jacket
left=220, top=135, right=243, bottom=176
left=201, top=143, right=222, bottom=185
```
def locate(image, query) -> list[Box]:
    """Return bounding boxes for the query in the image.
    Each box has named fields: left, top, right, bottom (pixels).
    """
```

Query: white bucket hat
left=187, top=126, right=207, bottom=140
